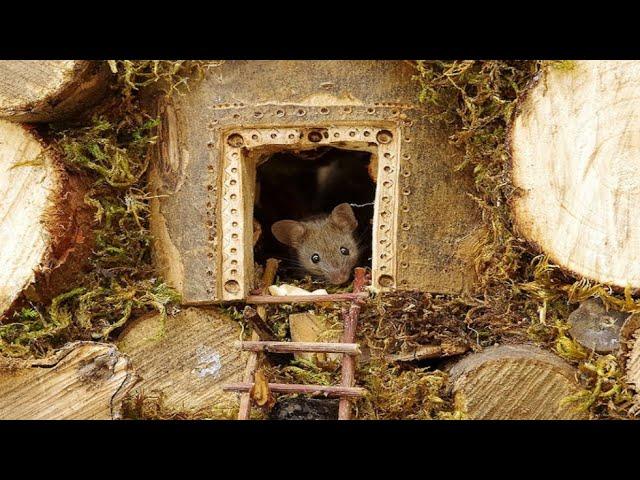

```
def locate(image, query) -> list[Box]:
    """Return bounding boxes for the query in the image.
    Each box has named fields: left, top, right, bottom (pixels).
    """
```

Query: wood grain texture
left=511, top=61, right=640, bottom=288
left=149, top=61, right=482, bottom=303
left=117, top=307, right=247, bottom=412
left=289, top=312, right=342, bottom=366
left=449, top=344, right=587, bottom=419
left=0, top=119, right=93, bottom=319
left=0, top=342, right=137, bottom=419
left=0, top=60, right=110, bottom=122
left=0, top=120, right=57, bottom=316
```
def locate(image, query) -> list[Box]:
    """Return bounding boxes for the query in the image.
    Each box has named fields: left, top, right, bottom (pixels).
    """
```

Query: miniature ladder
left=223, top=267, right=369, bottom=420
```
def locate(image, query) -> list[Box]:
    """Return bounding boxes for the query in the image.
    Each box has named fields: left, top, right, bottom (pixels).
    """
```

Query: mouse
left=271, top=203, right=360, bottom=285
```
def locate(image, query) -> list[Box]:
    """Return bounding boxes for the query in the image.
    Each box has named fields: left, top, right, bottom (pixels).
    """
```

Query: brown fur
left=271, top=203, right=359, bottom=285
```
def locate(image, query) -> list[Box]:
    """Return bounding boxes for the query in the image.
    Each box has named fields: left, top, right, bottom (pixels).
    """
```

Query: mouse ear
left=330, top=203, right=358, bottom=232
left=271, top=220, right=306, bottom=247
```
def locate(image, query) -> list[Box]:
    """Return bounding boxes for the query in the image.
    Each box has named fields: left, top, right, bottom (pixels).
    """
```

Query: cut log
left=511, top=60, right=640, bottom=288
left=0, top=120, right=93, bottom=319
left=449, top=344, right=587, bottom=419
left=0, top=60, right=110, bottom=122
left=0, top=342, right=137, bottom=419
left=117, top=307, right=248, bottom=413
left=289, top=312, right=342, bottom=366
left=567, top=298, right=628, bottom=353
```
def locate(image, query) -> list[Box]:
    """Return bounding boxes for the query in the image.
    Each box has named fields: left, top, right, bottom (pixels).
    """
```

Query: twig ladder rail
left=224, top=267, right=369, bottom=420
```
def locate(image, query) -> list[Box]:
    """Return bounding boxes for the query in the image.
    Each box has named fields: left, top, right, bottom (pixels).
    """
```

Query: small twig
left=246, top=292, right=368, bottom=304
left=225, top=383, right=367, bottom=398
left=256, top=258, right=279, bottom=321
left=237, top=330, right=260, bottom=420
left=236, top=340, right=361, bottom=355
left=242, top=306, right=276, bottom=341
left=238, top=257, right=280, bottom=419
left=260, top=258, right=280, bottom=292
left=338, top=267, right=368, bottom=420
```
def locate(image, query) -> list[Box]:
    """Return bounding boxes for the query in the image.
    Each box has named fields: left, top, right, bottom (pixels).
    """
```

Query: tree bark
left=0, top=60, right=110, bottom=122
left=0, top=120, right=94, bottom=320
left=511, top=60, right=640, bottom=288
left=448, top=344, right=587, bottom=419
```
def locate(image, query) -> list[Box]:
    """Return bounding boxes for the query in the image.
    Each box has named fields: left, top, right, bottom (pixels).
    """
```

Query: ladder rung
left=223, top=382, right=366, bottom=398
left=235, top=340, right=361, bottom=355
left=244, top=292, right=368, bottom=305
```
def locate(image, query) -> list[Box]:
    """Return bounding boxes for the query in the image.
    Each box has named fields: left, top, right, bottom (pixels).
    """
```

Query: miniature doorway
left=218, top=125, right=401, bottom=300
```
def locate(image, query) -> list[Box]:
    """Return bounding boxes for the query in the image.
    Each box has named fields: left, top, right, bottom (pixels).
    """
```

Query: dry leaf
left=250, top=369, right=275, bottom=410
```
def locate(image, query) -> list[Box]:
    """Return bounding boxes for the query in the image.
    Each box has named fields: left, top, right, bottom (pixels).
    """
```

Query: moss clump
left=266, top=358, right=340, bottom=387
left=356, top=359, right=463, bottom=420
left=107, top=60, right=223, bottom=100
left=121, top=391, right=242, bottom=420
left=415, top=60, right=542, bottom=291
left=359, top=291, right=473, bottom=357
left=561, top=354, right=634, bottom=418
left=60, top=116, right=158, bottom=188
left=550, top=60, right=577, bottom=71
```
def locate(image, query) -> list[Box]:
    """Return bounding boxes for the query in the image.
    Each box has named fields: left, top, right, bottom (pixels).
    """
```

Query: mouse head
left=271, top=203, right=359, bottom=285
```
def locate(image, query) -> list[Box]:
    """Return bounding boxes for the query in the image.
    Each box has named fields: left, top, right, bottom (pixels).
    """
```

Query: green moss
left=412, top=60, right=638, bottom=420
left=121, top=391, right=242, bottom=420
left=356, top=359, right=461, bottom=420
left=0, top=61, right=217, bottom=357
left=59, top=117, right=158, bottom=188
left=561, top=354, right=633, bottom=417
left=107, top=60, right=223, bottom=99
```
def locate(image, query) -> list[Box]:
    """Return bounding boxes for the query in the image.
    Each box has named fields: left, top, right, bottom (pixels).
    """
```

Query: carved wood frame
left=218, top=123, right=402, bottom=300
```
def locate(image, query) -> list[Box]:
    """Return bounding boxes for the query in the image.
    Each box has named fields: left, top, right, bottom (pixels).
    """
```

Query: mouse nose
left=328, top=271, right=350, bottom=285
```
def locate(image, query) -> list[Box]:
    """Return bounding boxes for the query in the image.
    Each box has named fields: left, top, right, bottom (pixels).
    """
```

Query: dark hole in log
left=253, top=147, right=375, bottom=284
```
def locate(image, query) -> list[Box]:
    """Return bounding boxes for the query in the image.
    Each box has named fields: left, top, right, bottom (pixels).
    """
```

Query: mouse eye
left=340, top=247, right=349, bottom=256
left=311, top=253, right=321, bottom=264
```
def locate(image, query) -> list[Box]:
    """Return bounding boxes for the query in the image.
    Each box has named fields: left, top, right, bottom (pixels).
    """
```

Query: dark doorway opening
left=253, top=147, right=375, bottom=286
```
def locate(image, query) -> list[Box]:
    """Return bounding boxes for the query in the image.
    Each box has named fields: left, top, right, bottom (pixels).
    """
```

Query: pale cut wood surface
left=117, top=307, right=247, bottom=413
left=0, top=120, right=58, bottom=316
left=449, top=344, right=587, bottom=419
left=0, top=342, right=138, bottom=420
left=511, top=61, right=640, bottom=288
left=0, top=61, right=77, bottom=111
left=289, top=312, right=342, bottom=366
left=0, top=60, right=109, bottom=122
